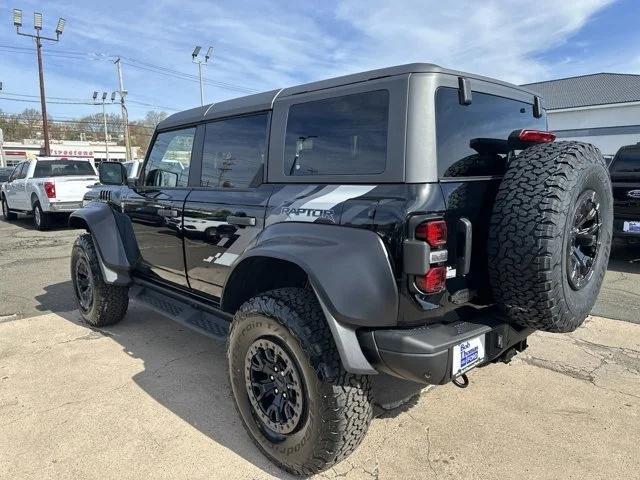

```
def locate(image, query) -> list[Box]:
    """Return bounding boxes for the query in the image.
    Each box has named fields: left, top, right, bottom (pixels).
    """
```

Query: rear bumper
left=358, top=316, right=533, bottom=385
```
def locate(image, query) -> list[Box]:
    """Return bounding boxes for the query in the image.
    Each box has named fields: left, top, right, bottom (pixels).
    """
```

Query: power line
left=0, top=44, right=260, bottom=94
left=1, top=92, right=180, bottom=111
left=0, top=96, right=93, bottom=105
left=0, top=114, right=156, bottom=129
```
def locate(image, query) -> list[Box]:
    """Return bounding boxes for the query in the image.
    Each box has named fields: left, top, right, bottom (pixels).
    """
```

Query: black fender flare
left=69, top=202, right=138, bottom=285
left=222, top=223, right=399, bottom=374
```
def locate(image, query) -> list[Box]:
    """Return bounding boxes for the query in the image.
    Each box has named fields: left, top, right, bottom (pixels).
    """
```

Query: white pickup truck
left=1, top=158, right=98, bottom=230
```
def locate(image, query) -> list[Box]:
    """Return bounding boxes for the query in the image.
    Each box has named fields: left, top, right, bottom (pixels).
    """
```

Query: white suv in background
left=1, top=157, right=98, bottom=230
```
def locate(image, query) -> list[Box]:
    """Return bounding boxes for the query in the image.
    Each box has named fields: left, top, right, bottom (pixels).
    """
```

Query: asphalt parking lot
left=1, top=215, right=639, bottom=480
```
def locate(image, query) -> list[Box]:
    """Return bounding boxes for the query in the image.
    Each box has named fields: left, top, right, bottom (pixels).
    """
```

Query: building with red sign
left=0, top=139, right=140, bottom=167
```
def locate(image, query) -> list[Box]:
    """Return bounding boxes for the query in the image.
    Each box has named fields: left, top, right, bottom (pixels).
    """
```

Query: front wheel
left=71, top=233, right=129, bottom=327
left=228, top=288, right=373, bottom=476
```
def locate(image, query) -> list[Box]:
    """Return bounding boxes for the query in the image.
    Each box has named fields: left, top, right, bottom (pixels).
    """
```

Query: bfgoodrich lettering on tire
left=488, top=141, right=613, bottom=332
left=227, top=288, right=372, bottom=476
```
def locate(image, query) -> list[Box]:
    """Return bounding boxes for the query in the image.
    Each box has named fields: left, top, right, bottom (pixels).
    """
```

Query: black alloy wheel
left=567, top=190, right=601, bottom=290
left=74, top=254, right=94, bottom=312
left=245, top=338, right=305, bottom=436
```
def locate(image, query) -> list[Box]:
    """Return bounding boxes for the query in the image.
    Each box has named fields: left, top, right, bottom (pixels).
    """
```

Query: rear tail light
left=412, top=218, right=449, bottom=295
left=517, top=129, right=556, bottom=144
left=415, top=219, right=447, bottom=247
left=44, top=181, right=56, bottom=199
left=415, top=266, right=447, bottom=294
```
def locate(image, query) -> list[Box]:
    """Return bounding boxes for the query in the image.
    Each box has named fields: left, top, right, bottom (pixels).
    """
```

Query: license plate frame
left=623, top=221, right=640, bottom=233
left=452, top=335, right=486, bottom=377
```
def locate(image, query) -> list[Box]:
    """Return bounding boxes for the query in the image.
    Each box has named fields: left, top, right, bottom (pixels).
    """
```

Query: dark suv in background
left=609, top=143, right=640, bottom=242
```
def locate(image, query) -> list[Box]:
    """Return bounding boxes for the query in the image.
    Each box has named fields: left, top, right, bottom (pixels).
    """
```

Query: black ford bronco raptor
left=69, top=63, right=613, bottom=475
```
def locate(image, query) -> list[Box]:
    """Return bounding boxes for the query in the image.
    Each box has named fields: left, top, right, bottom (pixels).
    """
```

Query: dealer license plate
left=452, top=335, right=486, bottom=377
left=623, top=221, right=640, bottom=233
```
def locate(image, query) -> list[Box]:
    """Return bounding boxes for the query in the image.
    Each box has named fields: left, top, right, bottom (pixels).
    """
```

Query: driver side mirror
left=98, top=162, right=127, bottom=185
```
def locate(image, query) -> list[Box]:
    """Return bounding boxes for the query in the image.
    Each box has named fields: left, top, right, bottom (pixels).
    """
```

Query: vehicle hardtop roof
left=158, top=63, right=540, bottom=130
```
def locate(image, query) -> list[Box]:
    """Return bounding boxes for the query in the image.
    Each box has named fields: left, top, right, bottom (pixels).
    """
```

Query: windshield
left=33, top=160, right=96, bottom=178
left=610, top=146, right=640, bottom=179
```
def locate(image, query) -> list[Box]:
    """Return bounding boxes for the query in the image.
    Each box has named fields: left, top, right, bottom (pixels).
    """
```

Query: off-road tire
left=228, top=288, right=372, bottom=476
left=1, top=195, right=17, bottom=221
left=488, top=141, right=613, bottom=332
left=70, top=233, right=129, bottom=327
left=33, top=200, right=50, bottom=231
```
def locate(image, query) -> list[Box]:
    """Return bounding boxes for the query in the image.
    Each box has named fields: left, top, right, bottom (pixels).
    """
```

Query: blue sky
left=0, top=0, right=638, bottom=121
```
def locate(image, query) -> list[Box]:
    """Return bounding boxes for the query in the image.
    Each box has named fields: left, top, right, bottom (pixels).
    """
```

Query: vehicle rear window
left=33, top=160, right=96, bottom=178
left=609, top=146, right=640, bottom=178
left=284, top=90, right=389, bottom=176
left=436, top=88, right=546, bottom=178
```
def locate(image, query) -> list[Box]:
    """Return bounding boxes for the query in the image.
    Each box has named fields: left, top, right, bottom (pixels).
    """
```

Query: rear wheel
left=228, top=288, right=372, bottom=475
left=1, top=195, right=17, bottom=221
left=488, top=141, right=613, bottom=332
left=33, top=201, right=50, bottom=231
left=71, top=233, right=129, bottom=327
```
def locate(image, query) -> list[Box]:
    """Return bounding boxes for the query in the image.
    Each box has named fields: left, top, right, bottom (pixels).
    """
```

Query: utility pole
left=114, top=57, right=132, bottom=160
left=0, top=82, right=4, bottom=167
left=13, top=9, right=65, bottom=157
left=192, top=46, right=213, bottom=106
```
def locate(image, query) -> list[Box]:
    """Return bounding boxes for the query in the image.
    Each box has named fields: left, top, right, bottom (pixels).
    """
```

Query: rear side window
left=284, top=90, right=389, bottom=176
left=609, top=147, right=640, bottom=179
left=33, top=160, right=95, bottom=178
left=201, top=113, right=268, bottom=188
left=436, top=88, right=546, bottom=178
left=144, top=128, right=195, bottom=188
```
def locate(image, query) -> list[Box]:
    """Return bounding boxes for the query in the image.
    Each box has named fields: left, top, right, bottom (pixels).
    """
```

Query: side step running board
left=130, top=281, right=230, bottom=341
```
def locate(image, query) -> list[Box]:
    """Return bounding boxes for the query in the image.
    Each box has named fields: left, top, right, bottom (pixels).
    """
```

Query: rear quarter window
left=436, top=87, right=546, bottom=178
left=284, top=90, right=389, bottom=176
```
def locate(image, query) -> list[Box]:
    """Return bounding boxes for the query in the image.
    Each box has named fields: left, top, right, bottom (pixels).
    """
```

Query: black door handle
left=227, top=215, right=256, bottom=226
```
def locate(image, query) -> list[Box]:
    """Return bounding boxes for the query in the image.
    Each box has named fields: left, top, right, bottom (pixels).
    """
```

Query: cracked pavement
left=1, top=216, right=639, bottom=479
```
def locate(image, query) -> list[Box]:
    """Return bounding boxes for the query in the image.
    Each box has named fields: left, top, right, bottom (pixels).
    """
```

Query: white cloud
left=334, top=0, right=617, bottom=84
left=0, top=0, right=625, bottom=119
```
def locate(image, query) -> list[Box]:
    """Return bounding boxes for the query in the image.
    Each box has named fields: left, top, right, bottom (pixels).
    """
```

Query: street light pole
left=102, top=100, right=109, bottom=161
left=93, top=91, right=112, bottom=162
left=13, top=9, right=66, bottom=157
left=192, top=46, right=213, bottom=106
left=197, top=61, right=204, bottom=106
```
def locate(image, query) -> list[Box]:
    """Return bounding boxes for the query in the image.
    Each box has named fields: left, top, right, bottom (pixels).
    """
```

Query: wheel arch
left=221, top=222, right=398, bottom=375
left=221, top=256, right=308, bottom=314
left=69, top=202, right=137, bottom=286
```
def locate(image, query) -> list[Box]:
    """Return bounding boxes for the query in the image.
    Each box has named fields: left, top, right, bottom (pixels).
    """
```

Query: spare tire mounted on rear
left=488, top=141, right=612, bottom=333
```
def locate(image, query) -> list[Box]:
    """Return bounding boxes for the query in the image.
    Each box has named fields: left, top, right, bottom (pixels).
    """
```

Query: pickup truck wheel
left=228, top=288, right=372, bottom=476
left=1, top=196, right=17, bottom=221
left=71, top=233, right=129, bottom=327
left=33, top=201, right=50, bottom=231
left=488, top=141, right=613, bottom=333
